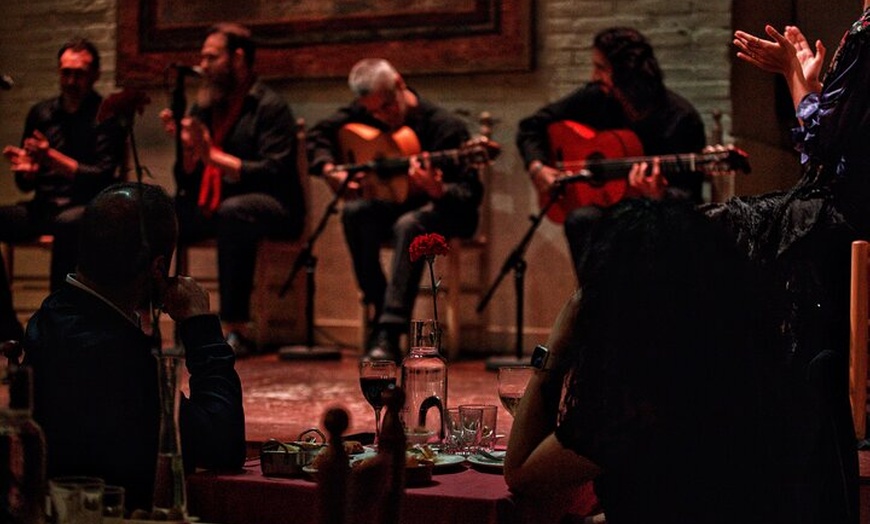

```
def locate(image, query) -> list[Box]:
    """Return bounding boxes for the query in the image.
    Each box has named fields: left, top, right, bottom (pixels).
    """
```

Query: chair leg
left=445, top=240, right=462, bottom=361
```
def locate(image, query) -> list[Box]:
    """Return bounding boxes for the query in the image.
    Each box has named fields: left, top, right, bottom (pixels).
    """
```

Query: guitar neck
left=338, top=148, right=469, bottom=175
left=560, top=152, right=720, bottom=182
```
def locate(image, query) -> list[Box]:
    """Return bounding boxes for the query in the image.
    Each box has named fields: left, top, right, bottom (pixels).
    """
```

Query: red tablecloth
left=187, top=459, right=598, bottom=524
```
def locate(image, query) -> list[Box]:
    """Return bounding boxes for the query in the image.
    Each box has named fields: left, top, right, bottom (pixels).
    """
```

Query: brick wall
left=0, top=0, right=735, bottom=351
left=539, top=1, right=733, bottom=138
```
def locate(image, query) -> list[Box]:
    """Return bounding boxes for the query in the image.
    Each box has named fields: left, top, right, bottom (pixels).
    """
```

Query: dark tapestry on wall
left=117, top=0, right=534, bottom=86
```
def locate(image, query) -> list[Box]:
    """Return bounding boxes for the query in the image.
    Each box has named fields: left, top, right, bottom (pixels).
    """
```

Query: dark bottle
left=1, top=343, right=47, bottom=524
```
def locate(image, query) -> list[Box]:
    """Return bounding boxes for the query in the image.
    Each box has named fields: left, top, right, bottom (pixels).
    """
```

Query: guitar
left=334, top=123, right=500, bottom=203
left=541, top=120, right=751, bottom=224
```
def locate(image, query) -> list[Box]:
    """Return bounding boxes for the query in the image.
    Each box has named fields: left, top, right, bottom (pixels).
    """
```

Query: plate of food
left=466, top=450, right=506, bottom=472
left=348, top=452, right=436, bottom=486
left=407, top=444, right=465, bottom=472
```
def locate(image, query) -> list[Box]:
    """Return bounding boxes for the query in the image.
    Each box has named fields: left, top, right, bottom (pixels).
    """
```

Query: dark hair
left=57, top=37, right=101, bottom=72
left=563, top=200, right=771, bottom=449
left=77, top=183, right=177, bottom=287
left=593, top=27, right=665, bottom=112
left=554, top=198, right=778, bottom=520
left=207, top=23, right=255, bottom=68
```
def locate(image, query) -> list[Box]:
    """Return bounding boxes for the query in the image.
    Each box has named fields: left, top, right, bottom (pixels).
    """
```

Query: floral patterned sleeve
left=792, top=9, right=870, bottom=174
left=792, top=93, right=820, bottom=165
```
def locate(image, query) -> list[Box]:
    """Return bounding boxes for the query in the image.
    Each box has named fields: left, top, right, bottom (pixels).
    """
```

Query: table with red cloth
left=187, top=458, right=599, bottom=524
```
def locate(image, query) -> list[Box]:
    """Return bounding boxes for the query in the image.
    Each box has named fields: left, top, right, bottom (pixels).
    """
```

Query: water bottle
left=1, top=342, right=47, bottom=524
left=400, top=320, right=447, bottom=445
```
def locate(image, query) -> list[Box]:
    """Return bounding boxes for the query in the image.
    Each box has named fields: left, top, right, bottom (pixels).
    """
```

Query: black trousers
left=176, top=193, right=299, bottom=323
left=0, top=201, right=83, bottom=339
left=341, top=197, right=477, bottom=328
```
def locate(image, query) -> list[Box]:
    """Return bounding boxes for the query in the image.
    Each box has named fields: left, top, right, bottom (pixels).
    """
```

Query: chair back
left=849, top=240, right=869, bottom=439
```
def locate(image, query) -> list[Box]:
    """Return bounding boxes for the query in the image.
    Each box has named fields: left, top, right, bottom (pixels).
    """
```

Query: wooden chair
left=318, top=386, right=406, bottom=524
left=850, top=239, right=869, bottom=440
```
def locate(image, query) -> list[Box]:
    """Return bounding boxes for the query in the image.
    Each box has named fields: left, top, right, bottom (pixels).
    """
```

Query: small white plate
left=467, top=451, right=505, bottom=472
left=432, top=453, right=466, bottom=471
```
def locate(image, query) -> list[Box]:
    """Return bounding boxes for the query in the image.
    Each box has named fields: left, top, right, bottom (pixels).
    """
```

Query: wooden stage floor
left=225, top=349, right=515, bottom=448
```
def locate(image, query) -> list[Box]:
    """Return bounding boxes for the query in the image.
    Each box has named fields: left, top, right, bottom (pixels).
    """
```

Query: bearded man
left=160, top=23, right=305, bottom=355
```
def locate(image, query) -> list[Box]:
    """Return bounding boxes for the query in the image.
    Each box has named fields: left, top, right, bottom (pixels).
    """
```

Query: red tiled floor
left=224, top=349, right=514, bottom=446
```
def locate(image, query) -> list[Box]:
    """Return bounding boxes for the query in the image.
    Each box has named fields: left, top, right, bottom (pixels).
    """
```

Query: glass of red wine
left=359, top=359, right=398, bottom=446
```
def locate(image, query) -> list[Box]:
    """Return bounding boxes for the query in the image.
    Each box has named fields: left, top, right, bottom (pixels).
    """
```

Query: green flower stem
left=427, top=257, right=439, bottom=327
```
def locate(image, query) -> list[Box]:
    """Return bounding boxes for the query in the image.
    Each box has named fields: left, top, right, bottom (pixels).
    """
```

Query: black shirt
left=307, top=92, right=483, bottom=219
left=17, top=91, right=125, bottom=210
left=516, top=82, right=707, bottom=200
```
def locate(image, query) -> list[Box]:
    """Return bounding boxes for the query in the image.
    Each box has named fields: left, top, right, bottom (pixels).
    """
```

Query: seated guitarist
left=308, top=58, right=483, bottom=362
left=516, top=27, right=706, bottom=280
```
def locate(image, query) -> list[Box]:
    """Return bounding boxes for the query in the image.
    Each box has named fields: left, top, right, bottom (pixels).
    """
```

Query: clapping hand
left=785, top=25, right=826, bottom=93
left=2, top=130, right=52, bottom=181
left=2, top=145, right=39, bottom=180
left=23, top=130, right=50, bottom=166
left=734, top=25, right=802, bottom=77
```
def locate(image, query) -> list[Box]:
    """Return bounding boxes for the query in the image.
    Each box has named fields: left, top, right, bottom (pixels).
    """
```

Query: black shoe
left=226, top=331, right=257, bottom=357
left=365, top=327, right=400, bottom=363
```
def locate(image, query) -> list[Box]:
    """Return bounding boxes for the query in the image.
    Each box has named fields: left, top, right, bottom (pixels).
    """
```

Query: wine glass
left=497, top=366, right=534, bottom=417
left=359, top=359, right=398, bottom=446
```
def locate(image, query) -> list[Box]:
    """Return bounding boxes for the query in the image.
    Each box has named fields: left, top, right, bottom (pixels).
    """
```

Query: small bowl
left=405, top=429, right=435, bottom=446
left=404, top=460, right=435, bottom=487
left=260, top=439, right=324, bottom=477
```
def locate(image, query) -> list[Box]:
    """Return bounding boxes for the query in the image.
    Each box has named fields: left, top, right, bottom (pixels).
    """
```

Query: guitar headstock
left=461, top=136, right=502, bottom=165
left=700, top=145, right=751, bottom=176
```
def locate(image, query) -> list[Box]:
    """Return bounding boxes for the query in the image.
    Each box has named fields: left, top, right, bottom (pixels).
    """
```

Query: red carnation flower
left=409, top=233, right=450, bottom=263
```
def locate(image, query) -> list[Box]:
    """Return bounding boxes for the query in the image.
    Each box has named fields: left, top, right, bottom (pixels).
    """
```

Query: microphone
left=170, top=64, right=203, bottom=77
left=0, top=75, right=14, bottom=90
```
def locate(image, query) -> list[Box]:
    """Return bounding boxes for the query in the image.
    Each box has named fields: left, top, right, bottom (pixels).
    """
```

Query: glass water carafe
left=400, top=319, right=447, bottom=444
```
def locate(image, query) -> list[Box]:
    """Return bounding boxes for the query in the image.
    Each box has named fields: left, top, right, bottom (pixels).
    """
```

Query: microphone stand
left=277, top=167, right=365, bottom=361
left=170, top=67, right=191, bottom=350
left=478, top=180, right=572, bottom=370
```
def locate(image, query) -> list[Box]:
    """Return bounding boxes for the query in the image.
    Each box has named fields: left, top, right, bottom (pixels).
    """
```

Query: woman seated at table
left=504, top=198, right=786, bottom=524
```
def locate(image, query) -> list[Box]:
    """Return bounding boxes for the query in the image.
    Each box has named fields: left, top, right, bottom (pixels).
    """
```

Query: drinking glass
left=458, top=405, right=483, bottom=455
left=444, top=407, right=463, bottom=454
left=48, top=476, right=104, bottom=524
left=102, top=485, right=126, bottom=524
left=497, top=366, right=535, bottom=417
left=359, top=359, right=398, bottom=446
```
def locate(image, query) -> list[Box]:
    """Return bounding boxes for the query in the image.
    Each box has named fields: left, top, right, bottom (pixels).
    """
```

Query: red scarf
left=197, top=93, right=245, bottom=216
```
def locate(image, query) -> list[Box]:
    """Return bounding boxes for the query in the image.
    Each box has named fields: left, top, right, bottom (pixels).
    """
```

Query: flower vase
left=151, top=354, right=187, bottom=518
left=400, top=319, right=448, bottom=444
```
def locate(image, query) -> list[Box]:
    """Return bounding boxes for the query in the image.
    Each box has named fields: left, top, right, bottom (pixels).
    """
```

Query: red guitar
left=542, top=120, right=750, bottom=224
